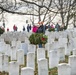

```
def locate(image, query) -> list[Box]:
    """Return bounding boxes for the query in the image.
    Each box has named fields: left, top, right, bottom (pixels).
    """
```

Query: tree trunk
left=66, top=14, right=69, bottom=29
left=60, top=11, right=65, bottom=25
left=73, top=13, right=76, bottom=27
left=38, top=7, right=41, bottom=22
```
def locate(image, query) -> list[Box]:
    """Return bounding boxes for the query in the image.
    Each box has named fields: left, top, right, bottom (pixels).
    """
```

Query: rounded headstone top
left=69, top=55, right=76, bottom=58
left=21, top=67, right=34, bottom=70
left=58, top=63, right=70, bottom=67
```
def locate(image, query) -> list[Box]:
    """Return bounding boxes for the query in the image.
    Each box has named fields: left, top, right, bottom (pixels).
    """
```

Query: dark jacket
left=36, top=25, right=44, bottom=33
left=55, top=23, right=60, bottom=31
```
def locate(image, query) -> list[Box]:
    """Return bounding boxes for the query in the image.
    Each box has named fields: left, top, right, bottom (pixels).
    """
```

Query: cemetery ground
left=1, top=29, right=76, bottom=75
left=0, top=50, right=70, bottom=75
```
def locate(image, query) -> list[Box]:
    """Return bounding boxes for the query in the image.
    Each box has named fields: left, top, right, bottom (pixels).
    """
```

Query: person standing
left=23, top=26, right=25, bottom=31
left=32, top=25, right=38, bottom=33
left=7, top=28, right=9, bottom=31
left=27, top=24, right=30, bottom=32
left=50, top=24, right=54, bottom=28
left=13, top=25, right=16, bottom=31
left=43, top=24, right=46, bottom=33
left=29, top=24, right=31, bottom=30
left=15, top=25, right=18, bottom=31
left=36, top=24, right=44, bottom=33
left=55, top=23, right=60, bottom=31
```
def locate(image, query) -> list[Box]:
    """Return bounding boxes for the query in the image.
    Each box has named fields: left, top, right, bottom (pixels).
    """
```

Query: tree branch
left=0, top=6, right=40, bottom=16
left=21, top=0, right=58, bottom=13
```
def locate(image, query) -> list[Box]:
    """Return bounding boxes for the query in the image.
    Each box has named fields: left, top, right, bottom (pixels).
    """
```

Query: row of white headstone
left=1, top=48, right=76, bottom=75
left=44, top=30, right=76, bottom=75
left=58, top=50, right=76, bottom=75
left=0, top=38, right=48, bottom=75
left=1, top=29, right=76, bottom=75
left=46, top=29, right=76, bottom=50
left=0, top=31, right=32, bottom=42
left=0, top=53, right=48, bottom=75
left=46, top=34, right=76, bottom=75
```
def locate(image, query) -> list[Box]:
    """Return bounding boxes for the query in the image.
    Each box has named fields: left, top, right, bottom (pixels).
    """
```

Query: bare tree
left=53, top=0, right=76, bottom=28
left=0, top=0, right=76, bottom=28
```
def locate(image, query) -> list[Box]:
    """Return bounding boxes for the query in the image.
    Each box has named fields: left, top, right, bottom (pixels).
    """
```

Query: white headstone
left=27, top=52, right=35, bottom=70
left=28, top=44, right=36, bottom=53
left=37, top=48, right=45, bottom=62
left=11, top=46, right=17, bottom=60
left=21, top=67, right=34, bottom=75
left=25, top=39, right=30, bottom=44
left=59, top=38, right=67, bottom=44
left=73, top=49, right=76, bottom=55
left=58, top=63, right=71, bottom=75
left=58, top=47, right=65, bottom=61
left=72, top=38, right=76, bottom=49
left=17, top=49, right=24, bottom=65
left=9, top=61, right=19, bottom=75
left=16, top=41, right=21, bottom=49
left=3, top=55, right=9, bottom=72
left=53, top=41, right=60, bottom=50
left=49, top=50, right=59, bottom=68
left=0, top=39, right=4, bottom=42
left=0, top=52, right=2, bottom=56
left=0, top=42, right=6, bottom=53
left=69, top=39, right=73, bottom=51
left=45, top=43, right=49, bottom=51
left=38, top=58, right=48, bottom=75
left=0, top=55, right=2, bottom=71
left=65, top=44, right=70, bottom=55
left=45, top=43, right=51, bottom=57
left=5, top=44, right=11, bottom=56
left=11, top=41, right=16, bottom=47
left=48, top=37, right=54, bottom=44
left=69, top=55, right=76, bottom=75
left=21, top=43, right=28, bottom=55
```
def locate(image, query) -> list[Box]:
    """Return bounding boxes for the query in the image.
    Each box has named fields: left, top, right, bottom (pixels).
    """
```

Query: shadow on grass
left=49, top=67, right=58, bottom=75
